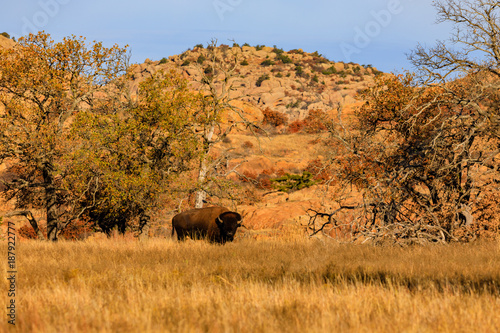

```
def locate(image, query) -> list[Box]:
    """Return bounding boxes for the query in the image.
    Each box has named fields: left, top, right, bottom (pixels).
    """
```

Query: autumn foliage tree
left=68, top=69, right=201, bottom=238
left=0, top=32, right=129, bottom=241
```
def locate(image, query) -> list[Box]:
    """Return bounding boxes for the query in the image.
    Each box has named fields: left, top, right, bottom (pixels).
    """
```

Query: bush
left=255, top=44, right=265, bottom=51
left=305, top=159, right=332, bottom=182
left=204, top=66, right=213, bottom=75
left=255, top=74, right=270, bottom=87
left=287, top=109, right=327, bottom=133
left=1, top=32, right=10, bottom=39
left=159, top=57, right=168, bottom=64
left=194, top=44, right=204, bottom=49
left=261, top=59, right=274, bottom=66
left=286, top=100, right=301, bottom=109
left=17, top=219, right=95, bottom=240
left=271, top=171, right=317, bottom=193
left=272, top=46, right=284, bottom=55
left=240, top=59, right=249, bottom=66
left=17, top=224, right=40, bottom=239
left=277, top=54, right=292, bottom=64
left=181, top=59, right=190, bottom=66
left=322, top=66, right=337, bottom=75
left=288, top=120, right=306, bottom=133
left=197, top=55, right=206, bottom=64
left=295, top=65, right=309, bottom=79
left=241, top=141, right=254, bottom=149
left=289, top=49, right=304, bottom=55
left=262, top=107, right=288, bottom=127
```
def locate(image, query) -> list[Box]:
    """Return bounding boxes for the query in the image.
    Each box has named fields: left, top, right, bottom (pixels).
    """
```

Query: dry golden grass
left=1, top=237, right=500, bottom=332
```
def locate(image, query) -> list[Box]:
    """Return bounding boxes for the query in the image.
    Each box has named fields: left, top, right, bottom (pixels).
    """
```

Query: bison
left=172, top=206, right=243, bottom=244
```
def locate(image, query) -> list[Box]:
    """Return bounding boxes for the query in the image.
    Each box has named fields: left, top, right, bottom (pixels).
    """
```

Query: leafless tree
left=309, top=0, right=500, bottom=244
left=191, top=40, right=260, bottom=208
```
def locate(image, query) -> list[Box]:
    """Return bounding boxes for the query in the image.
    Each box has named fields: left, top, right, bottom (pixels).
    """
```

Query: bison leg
left=175, top=228, right=188, bottom=241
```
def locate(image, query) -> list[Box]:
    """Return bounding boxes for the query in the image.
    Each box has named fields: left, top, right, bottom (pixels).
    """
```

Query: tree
left=68, top=69, right=201, bottom=238
left=0, top=32, right=129, bottom=240
left=309, top=0, right=500, bottom=244
left=191, top=40, right=258, bottom=208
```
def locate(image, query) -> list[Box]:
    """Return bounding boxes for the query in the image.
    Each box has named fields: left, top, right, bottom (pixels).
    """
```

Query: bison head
left=216, top=211, right=243, bottom=242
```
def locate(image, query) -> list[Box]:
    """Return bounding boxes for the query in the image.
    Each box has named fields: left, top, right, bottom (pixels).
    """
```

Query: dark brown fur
left=172, top=206, right=242, bottom=243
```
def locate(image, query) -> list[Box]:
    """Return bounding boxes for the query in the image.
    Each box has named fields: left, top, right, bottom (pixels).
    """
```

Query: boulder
left=334, top=62, right=345, bottom=72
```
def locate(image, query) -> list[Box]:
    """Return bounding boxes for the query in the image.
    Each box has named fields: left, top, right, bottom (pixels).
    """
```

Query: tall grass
left=1, top=238, right=499, bottom=332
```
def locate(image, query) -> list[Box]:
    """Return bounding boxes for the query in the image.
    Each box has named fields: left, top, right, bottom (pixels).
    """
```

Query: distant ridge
left=128, top=44, right=383, bottom=121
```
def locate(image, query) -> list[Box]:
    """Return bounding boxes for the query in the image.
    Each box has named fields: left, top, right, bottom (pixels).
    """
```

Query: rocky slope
left=129, top=44, right=380, bottom=121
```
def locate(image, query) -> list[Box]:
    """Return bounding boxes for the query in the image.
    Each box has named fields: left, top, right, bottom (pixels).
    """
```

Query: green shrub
left=277, top=54, right=292, bottom=64
left=272, top=47, right=284, bottom=55
left=271, top=171, right=317, bottom=193
left=243, top=43, right=250, bottom=47
left=255, top=44, right=265, bottom=51
left=194, top=44, right=204, bottom=49
left=181, top=59, right=191, bottom=66
left=197, top=55, right=206, bottom=64
left=256, top=74, right=270, bottom=87
left=1, top=32, right=10, bottom=39
left=322, top=66, right=337, bottom=75
left=232, top=42, right=240, bottom=48
left=204, top=66, right=213, bottom=75
left=312, top=74, right=319, bottom=83
left=159, top=57, right=168, bottom=64
left=261, top=59, right=274, bottom=66
left=286, top=100, right=300, bottom=109
left=240, top=59, right=249, bottom=66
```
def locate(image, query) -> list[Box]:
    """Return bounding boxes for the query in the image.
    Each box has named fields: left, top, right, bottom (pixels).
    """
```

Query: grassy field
left=1, top=237, right=500, bottom=332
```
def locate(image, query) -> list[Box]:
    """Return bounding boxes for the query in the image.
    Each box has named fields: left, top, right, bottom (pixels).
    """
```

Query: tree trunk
left=194, top=156, right=209, bottom=208
left=194, top=124, right=215, bottom=208
left=138, top=212, right=151, bottom=240
left=43, top=164, right=59, bottom=241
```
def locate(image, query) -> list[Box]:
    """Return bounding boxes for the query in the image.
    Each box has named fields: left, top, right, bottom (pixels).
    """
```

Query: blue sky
left=2, top=0, right=453, bottom=73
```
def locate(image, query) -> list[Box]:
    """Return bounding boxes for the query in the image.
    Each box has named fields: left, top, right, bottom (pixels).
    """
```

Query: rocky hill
left=129, top=44, right=380, bottom=122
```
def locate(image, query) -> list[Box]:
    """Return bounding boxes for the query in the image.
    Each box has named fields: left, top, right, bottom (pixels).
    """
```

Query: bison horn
left=216, top=216, right=223, bottom=226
